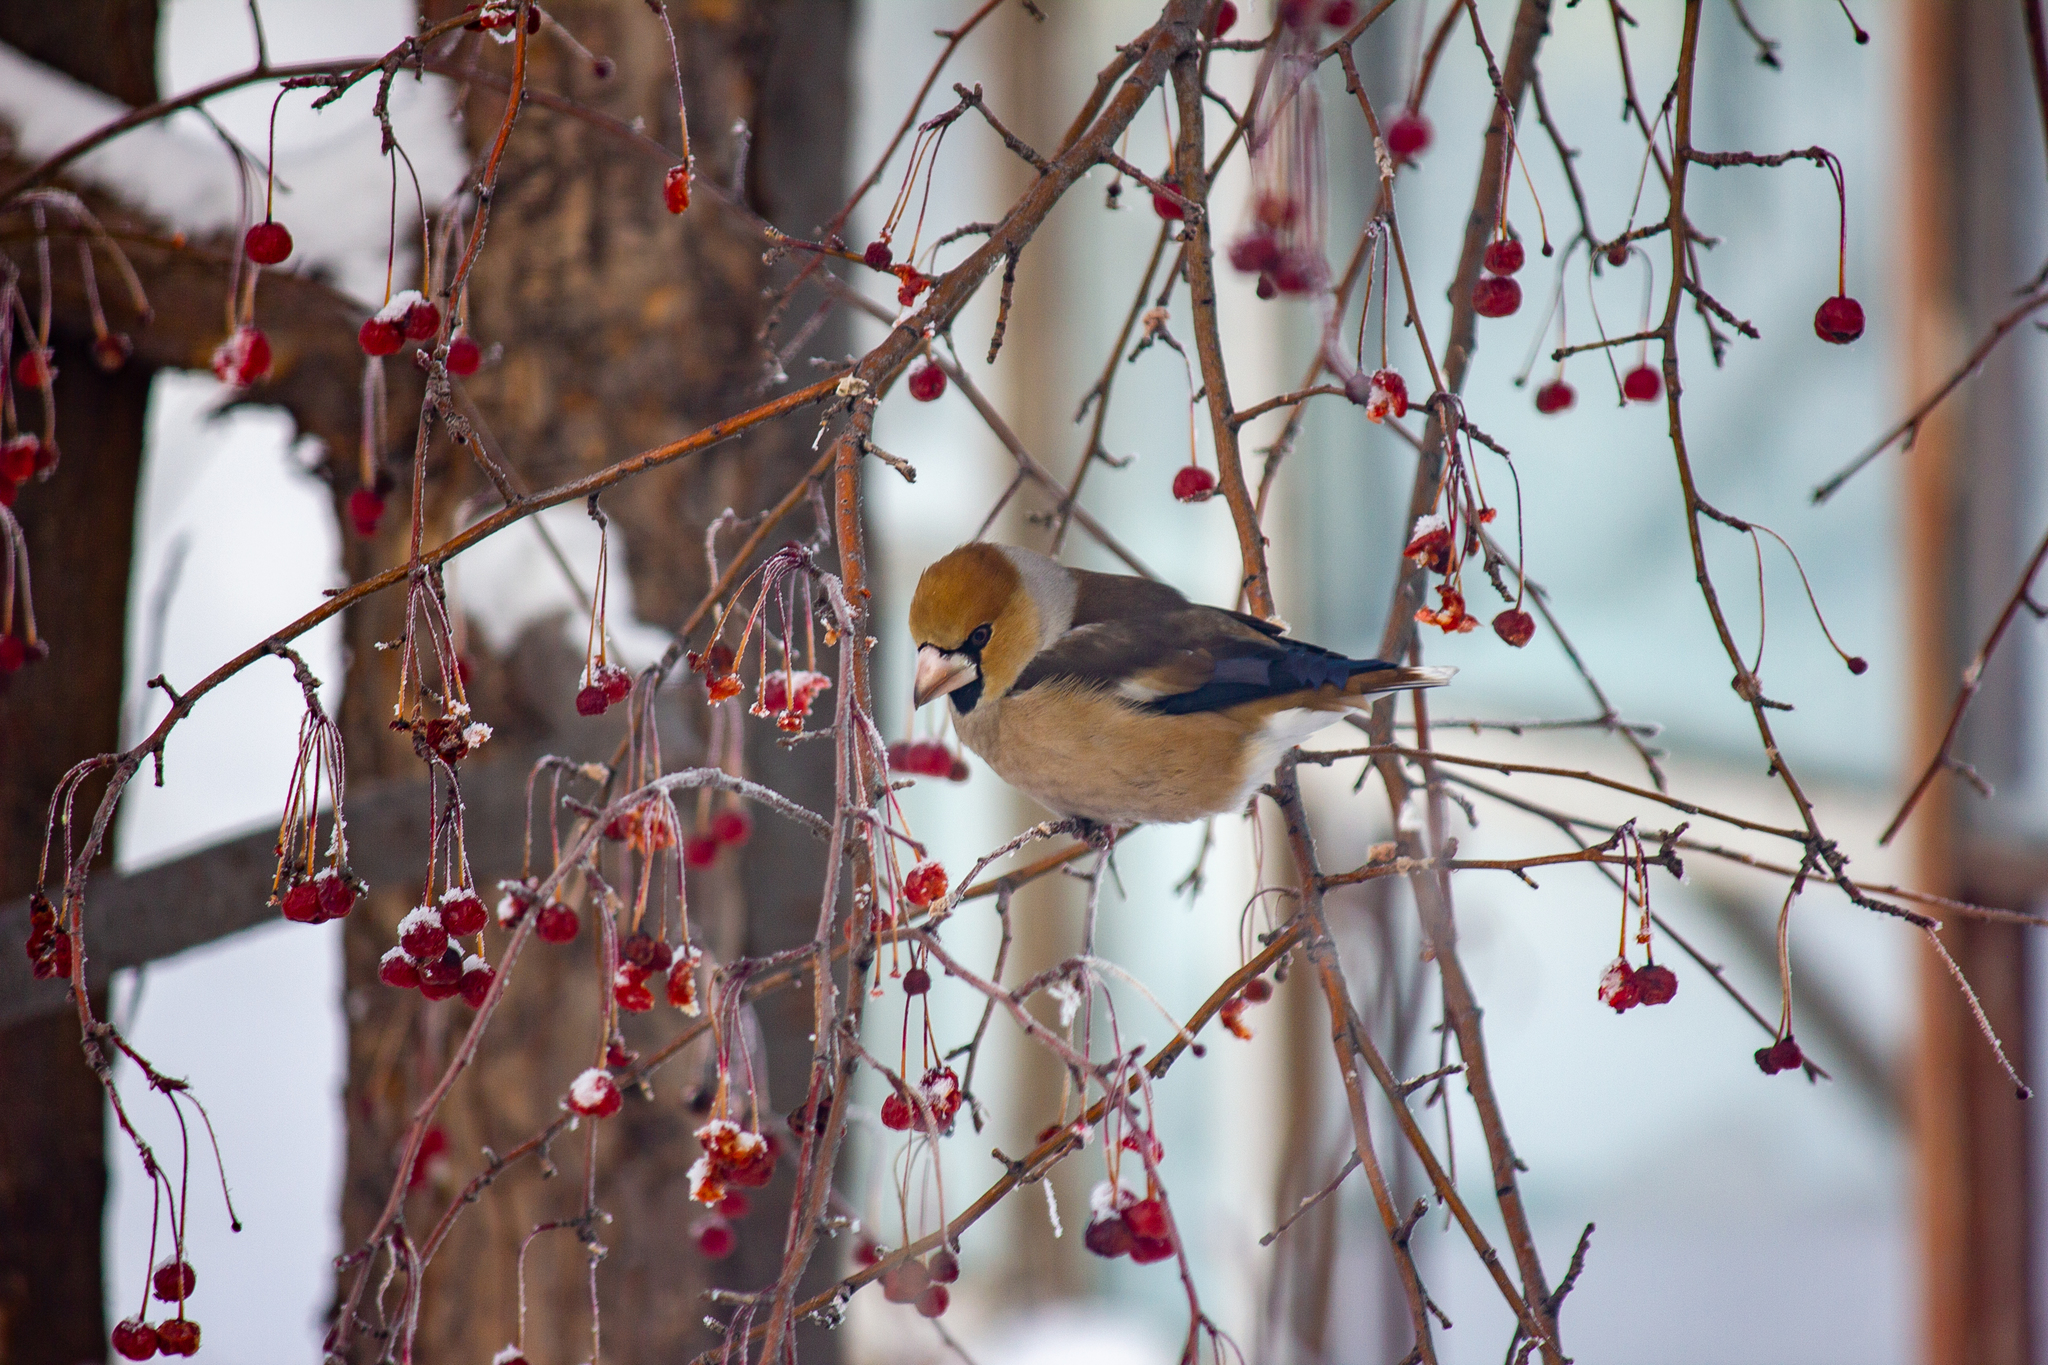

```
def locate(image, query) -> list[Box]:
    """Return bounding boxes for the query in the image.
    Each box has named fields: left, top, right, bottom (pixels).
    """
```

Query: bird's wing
left=1011, top=601, right=1394, bottom=715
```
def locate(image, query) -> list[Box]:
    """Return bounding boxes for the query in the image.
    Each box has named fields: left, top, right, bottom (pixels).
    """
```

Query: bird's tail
left=1342, top=663, right=1455, bottom=699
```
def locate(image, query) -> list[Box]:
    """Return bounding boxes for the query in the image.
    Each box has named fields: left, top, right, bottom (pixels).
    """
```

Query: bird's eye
left=966, top=623, right=992, bottom=651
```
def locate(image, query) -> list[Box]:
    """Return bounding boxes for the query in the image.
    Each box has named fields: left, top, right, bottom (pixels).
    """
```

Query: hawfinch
left=908, top=543, right=1451, bottom=826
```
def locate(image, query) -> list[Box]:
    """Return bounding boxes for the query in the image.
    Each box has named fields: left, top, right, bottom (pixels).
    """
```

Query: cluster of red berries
left=1217, top=973, right=1274, bottom=1039
left=277, top=866, right=361, bottom=924
left=0, top=433, right=50, bottom=509
left=22, top=892, right=69, bottom=980
left=864, top=1240, right=959, bottom=1318
left=376, top=888, right=494, bottom=1005
left=347, top=472, right=395, bottom=540
left=1755, top=1034, right=1804, bottom=1075
left=686, top=641, right=743, bottom=703
left=358, top=291, right=442, bottom=358
left=887, top=739, right=969, bottom=781
left=1597, top=958, right=1678, bottom=1013
left=879, top=1065, right=962, bottom=1134
left=575, top=662, right=633, bottom=716
left=611, top=929, right=701, bottom=1013
left=692, top=1188, right=753, bottom=1257
left=1084, top=1192, right=1176, bottom=1265
left=109, top=1260, right=201, bottom=1359
left=496, top=879, right=582, bottom=944
left=1472, top=237, right=1525, bottom=319
left=754, top=668, right=833, bottom=733
left=1229, top=203, right=1321, bottom=298
left=689, top=1117, right=778, bottom=1203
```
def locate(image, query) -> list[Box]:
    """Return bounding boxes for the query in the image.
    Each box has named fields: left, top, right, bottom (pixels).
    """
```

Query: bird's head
left=908, top=543, right=1073, bottom=713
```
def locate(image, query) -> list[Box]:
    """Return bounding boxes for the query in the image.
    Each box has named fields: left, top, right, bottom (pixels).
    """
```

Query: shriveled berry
left=446, top=333, right=482, bottom=376
left=1482, top=238, right=1525, bottom=276
left=535, top=902, right=580, bottom=944
left=664, top=164, right=691, bottom=214
left=1755, top=1034, right=1803, bottom=1075
left=111, top=1319, right=159, bottom=1360
left=1471, top=275, right=1522, bottom=318
left=1622, top=365, right=1662, bottom=403
left=697, top=1221, right=736, bottom=1258
left=379, top=948, right=421, bottom=990
left=1084, top=1213, right=1133, bottom=1258
left=152, top=1259, right=196, bottom=1302
left=902, top=967, right=932, bottom=995
left=907, top=362, right=946, bottom=402
left=245, top=220, right=293, bottom=265
left=1814, top=294, right=1864, bottom=344
left=358, top=317, right=403, bottom=356
left=441, top=890, right=487, bottom=936
left=1606, top=241, right=1630, bottom=267
left=1384, top=111, right=1431, bottom=161
left=1633, top=962, right=1678, bottom=1006
left=154, top=1319, right=200, bottom=1357
left=880, top=1260, right=930, bottom=1304
left=879, top=1092, right=913, bottom=1131
left=863, top=239, right=893, bottom=270
left=1491, top=609, right=1535, bottom=648
left=915, top=1284, right=950, bottom=1318
left=348, top=488, right=385, bottom=538
left=710, top=809, right=752, bottom=845
left=622, top=931, right=673, bottom=971
left=1847, top=656, right=1868, bottom=675
left=1172, top=465, right=1217, bottom=502
left=1534, top=378, right=1576, bottom=414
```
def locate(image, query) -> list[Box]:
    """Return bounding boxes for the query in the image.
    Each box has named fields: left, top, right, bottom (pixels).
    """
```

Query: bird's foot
left=1063, top=817, right=1120, bottom=851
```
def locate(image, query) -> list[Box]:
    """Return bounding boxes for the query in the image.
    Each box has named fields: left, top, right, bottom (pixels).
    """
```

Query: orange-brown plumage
left=908, top=544, right=1450, bottom=825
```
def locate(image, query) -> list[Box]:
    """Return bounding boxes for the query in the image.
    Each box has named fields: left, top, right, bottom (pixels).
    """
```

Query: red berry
left=622, top=931, right=673, bottom=971
left=1151, top=176, right=1185, bottom=221
left=663, top=164, right=690, bottom=214
left=13, top=348, right=53, bottom=388
left=348, top=487, right=386, bottom=538
left=0, top=436, right=39, bottom=484
left=1491, top=609, right=1535, bottom=648
left=536, top=902, right=580, bottom=943
left=710, top=809, right=752, bottom=845
left=598, top=663, right=633, bottom=702
left=1597, top=958, right=1640, bottom=1013
left=1228, top=230, right=1283, bottom=276
left=399, top=906, right=449, bottom=962
left=94, top=333, right=134, bottom=371
left=441, top=891, right=487, bottom=936
left=419, top=948, right=464, bottom=1000
left=718, top=1191, right=751, bottom=1219
left=881, top=1260, right=930, bottom=1304
left=855, top=1238, right=883, bottom=1267
left=459, top=958, right=494, bottom=1007
left=697, top=1221, right=736, bottom=1258
left=402, top=300, right=441, bottom=342
left=1122, top=1198, right=1169, bottom=1240
left=378, top=948, right=421, bottom=990
left=1814, top=294, right=1864, bottom=344
left=1128, top=1234, right=1177, bottom=1264
left=614, top=969, right=654, bottom=1013
left=1534, top=378, right=1576, bottom=414
left=915, top=1284, right=950, bottom=1318
left=926, top=1247, right=960, bottom=1283
left=863, top=239, right=893, bottom=270
left=1606, top=241, right=1630, bottom=267
left=210, top=325, right=272, bottom=389
left=902, top=967, right=931, bottom=995
left=907, top=361, right=946, bottom=402
left=684, top=835, right=720, bottom=868
left=0, top=634, right=30, bottom=673
left=1482, top=238, right=1525, bottom=276
left=1633, top=963, right=1678, bottom=1006
left=1622, top=365, right=1662, bottom=403
left=903, top=861, right=948, bottom=907
left=151, top=1259, right=196, bottom=1302
left=1471, top=274, right=1522, bottom=318
left=1240, top=976, right=1273, bottom=1003
left=879, top=1092, right=914, bottom=1131
left=1208, top=0, right=1238, bottom=37
left=568, top=1067, right=624, bottom=1117
left=280, top=880, right=321, bottom=923
left=358, top=317, right=403, bottom=356
left=1384, top=111, right=1431, bottom=161
left=445, top=333, right=482, bottom=376
left=1172, top=465, right=1217, bottom=503
left=316, top=871, right=356, bottom=921
left=1084, top=1213, right=1134, bottom=1258
left=111, top=1319, right=159, bottom=1360
left=575, top=684, right=609, bottom=716
left=244, top=220, right=293, bottom=265
left=1755, top=1035, right=1804, bottom=1075
left=154, top=1319, right=200, bottom=1357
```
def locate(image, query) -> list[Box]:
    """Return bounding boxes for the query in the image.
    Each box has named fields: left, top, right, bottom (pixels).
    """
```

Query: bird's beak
left=914, top=645, right=977, bottom=707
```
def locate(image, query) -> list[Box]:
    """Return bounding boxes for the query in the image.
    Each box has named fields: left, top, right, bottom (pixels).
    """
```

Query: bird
left=907, top=543, right=1451, bottom=827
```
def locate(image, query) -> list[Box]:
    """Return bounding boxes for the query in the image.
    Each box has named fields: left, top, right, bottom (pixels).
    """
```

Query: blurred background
left=0, top=1, right=2043, bottom=1363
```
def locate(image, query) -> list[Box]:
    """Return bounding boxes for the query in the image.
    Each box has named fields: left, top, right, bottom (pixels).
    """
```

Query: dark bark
left=332, top=4, right=851, bottom=1359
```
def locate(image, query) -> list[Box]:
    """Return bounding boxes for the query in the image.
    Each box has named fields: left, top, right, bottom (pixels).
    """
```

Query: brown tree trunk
left=334, top=3, right=850, bottom=1359
left=0, top=6, right=158, bottom=1359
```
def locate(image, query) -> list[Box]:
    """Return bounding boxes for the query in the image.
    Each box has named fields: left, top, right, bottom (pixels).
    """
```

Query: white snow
left=568, top=1068, right=615, bottom=1111
left=396, top=904, right=443, bottom=936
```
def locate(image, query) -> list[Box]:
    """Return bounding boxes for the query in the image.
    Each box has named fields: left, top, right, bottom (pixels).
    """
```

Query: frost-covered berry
left=315, top=868, right=357, bottom=921
left=614, top=965, right=654, bottom=1013
left=459, top=954, right=494, bottom=1007
left=575, top=684, right=609, bottom=716
left=418, top=948, right=465, bottom=1001
left=399, top=905, right=449, bottom=962
left=210, top=326, right=272, bottom=389
left=568, top=1067, right=623, bottom=1117
left=245, top=220, right=293, bottom=265
left=440, top=887, right=488, bottom=936
left=402, top=299, right=441, bottom=342
left=280, top=880, right=322, bottom=924
left=536, top=902, right=580, bottom=944
left=379, top=947, right=421, bottom=990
